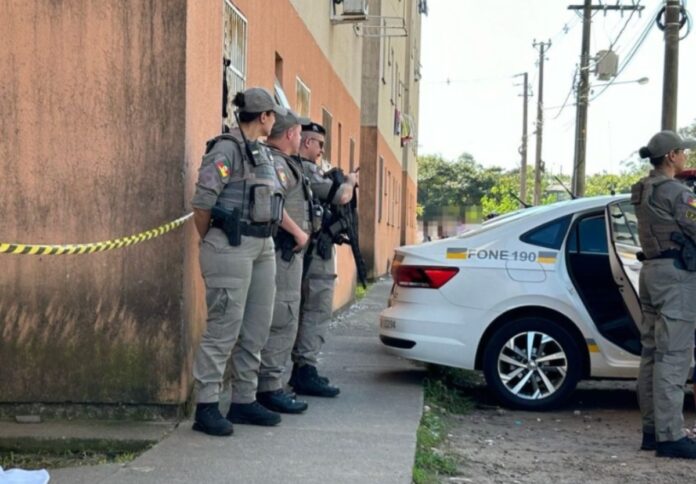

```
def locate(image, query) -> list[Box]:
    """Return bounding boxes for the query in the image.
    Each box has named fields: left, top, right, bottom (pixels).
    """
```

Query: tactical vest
left=205, top=131, right=284, bottom=225
left=298, top=158, right=325, bottom=232
left=631, top=175, right=681, bottom=258
left=271, top=150, right=313, bottom=232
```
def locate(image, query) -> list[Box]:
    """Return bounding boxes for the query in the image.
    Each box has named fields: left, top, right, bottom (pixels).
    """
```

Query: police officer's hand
left=293, top=230, right=310, bottom=252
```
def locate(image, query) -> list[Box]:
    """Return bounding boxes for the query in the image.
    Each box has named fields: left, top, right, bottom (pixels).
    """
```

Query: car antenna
left=508, top=191, right=531, bottom=208
left=553, top=176, right=577, bottom=199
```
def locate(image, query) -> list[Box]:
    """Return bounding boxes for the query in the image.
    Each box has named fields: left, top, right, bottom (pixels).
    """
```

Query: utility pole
left=568, top=1, right=644, bottom=197
left=571, top=0, right=591, bottom=198
left=662, top=0, right=681, bottom=130
left=533, top=40, right=550, bottom=205
left=515, top=72, right=529, bottom=205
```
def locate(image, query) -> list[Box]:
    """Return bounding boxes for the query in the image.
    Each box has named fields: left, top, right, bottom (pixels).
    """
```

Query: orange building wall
left=231, top=0, right=361, bottom=309
left=358, top=127, right=405, bottom=277
left=0, top=1, right=189, bottom=404
left=181, top=0, right=223, bottom=403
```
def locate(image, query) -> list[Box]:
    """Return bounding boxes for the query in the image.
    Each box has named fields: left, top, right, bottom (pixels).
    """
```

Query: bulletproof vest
left=205, top=131, right=284, bottom=224
left=299, top=158, right=326, bottom=231
left=631, top=175, right=681, bottom=258
left=271, top=150, right=312, bottom=233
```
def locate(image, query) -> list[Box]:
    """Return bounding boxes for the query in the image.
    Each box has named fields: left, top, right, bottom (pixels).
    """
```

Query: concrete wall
left=360, top=0, right=422, bottom=273
left=0, top=0, right=192, bottom=405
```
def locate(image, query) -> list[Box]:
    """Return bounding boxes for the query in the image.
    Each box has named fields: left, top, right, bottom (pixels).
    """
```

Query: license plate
left=381, top=319, right=396, bottom=329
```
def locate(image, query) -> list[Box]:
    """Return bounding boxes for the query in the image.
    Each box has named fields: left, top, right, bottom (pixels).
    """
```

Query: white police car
left=380, top=195, right=644, bottom=410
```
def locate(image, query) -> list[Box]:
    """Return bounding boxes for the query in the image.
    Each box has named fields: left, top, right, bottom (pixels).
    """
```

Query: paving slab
left=48, top=278, right=425, bottom=483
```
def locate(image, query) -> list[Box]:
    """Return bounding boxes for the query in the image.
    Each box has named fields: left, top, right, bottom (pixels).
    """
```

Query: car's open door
left=606, top=200, right=642, bottom=328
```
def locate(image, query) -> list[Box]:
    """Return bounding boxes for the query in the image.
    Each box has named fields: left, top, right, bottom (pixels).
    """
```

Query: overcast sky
left=418, top=0, right=696, bottom=176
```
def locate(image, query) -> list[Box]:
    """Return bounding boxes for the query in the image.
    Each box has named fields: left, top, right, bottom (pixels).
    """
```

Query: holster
left=211, top=206, right=242, bottom=247
left=274, top=229, right=297, bottom=262
left=671, top=232, right=696, bottom=271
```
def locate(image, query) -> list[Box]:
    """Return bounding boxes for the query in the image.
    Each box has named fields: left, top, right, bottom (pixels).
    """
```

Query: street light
left=590, top=76, right=649, bottom=92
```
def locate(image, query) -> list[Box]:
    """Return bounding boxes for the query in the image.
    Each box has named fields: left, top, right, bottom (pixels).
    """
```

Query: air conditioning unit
left=342, top=0, right=369, bottom=17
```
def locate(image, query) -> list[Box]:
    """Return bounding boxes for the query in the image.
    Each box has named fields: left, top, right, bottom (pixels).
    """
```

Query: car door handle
left=627, top=262, right=642, bottom=272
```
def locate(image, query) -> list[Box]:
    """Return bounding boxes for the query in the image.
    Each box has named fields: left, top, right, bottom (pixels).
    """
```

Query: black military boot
left=289, top=363, right=329, bottom=387
left=257, top=389, right=308, bottom=414
left=656, top=437, right=696, bottom=458
left=291, top=364, right=340, bottom=398
left=640, top=432, right=656, bottom=451
left=192, top=403, right=234, bottom=436
left=227, top=401, right=282, bottom=426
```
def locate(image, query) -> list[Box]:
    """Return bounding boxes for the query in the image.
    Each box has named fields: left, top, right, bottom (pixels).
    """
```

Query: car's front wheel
left=482, top=316, right=582, bottom=410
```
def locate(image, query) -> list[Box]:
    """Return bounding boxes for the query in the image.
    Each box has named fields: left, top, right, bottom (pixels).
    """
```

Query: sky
left=417, top=0, right=696, bottom=176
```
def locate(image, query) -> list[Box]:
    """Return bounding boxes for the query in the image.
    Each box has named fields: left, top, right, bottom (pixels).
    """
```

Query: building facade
left=0, top=0, right=422, bottom=411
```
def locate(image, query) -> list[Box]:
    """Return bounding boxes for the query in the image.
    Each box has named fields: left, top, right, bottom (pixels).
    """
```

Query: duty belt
left=636, top=249, right=680, bottom=262
left=211, top=219, right=276, bottom=238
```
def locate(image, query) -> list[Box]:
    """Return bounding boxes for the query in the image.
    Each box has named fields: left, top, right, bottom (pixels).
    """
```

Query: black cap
left=301, top=122, right=326, bottom=135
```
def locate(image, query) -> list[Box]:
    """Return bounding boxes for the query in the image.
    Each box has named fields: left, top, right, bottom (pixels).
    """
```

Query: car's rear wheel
left=482, top=316, right=582, bottom=410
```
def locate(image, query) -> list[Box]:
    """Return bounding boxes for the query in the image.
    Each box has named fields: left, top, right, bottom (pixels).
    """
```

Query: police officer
left=289, top=122, right=358, bottom=397
left=255, top=110, right=313, bottom=414
left=190, top=87, right=288, bottom=436
left=633, top=130, right=696, bottom=458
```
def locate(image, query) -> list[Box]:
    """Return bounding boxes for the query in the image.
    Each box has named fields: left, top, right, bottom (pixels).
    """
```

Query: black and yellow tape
left=0, top=213, right=193, bottom=255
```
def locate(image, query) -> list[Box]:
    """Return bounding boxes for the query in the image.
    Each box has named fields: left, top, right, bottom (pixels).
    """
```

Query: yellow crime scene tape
left=0, top=213, right=193, bottom=255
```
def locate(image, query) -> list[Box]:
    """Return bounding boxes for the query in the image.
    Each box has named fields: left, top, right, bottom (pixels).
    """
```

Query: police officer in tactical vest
left=191, top=87, right=295, bottom=436
left=633, top=130, right=696, bottom=458
left=255, top=110, right=314, bottom=414
left=289, top=122, right=358, bottom=398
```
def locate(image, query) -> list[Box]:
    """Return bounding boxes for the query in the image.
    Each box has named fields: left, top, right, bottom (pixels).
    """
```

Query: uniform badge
left=276, top=167, right=289, bottom=189
left=215, top=160, right=230, bottom=178
left=687, top=196, right=696, bottom=208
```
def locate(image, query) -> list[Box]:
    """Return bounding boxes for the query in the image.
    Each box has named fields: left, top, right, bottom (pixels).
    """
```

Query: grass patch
left=413, top=366, right=477, bottom=484
left=0, top=449, right=140, bottom=470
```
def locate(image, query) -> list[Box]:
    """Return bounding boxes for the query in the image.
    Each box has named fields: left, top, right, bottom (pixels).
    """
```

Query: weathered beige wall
left=289, top=0, right=364, bottom=107
left=0, top=0, right=189, bottom=404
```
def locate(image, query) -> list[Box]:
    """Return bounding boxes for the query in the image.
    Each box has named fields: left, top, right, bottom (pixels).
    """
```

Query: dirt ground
left=443, top=379, right=696, bottom=484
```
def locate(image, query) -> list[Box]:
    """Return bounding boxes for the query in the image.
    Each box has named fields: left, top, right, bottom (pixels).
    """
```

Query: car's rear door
left=606, top=200, right=642, bottom=328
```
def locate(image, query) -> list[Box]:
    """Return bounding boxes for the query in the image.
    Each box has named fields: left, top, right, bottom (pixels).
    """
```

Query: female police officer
left=633, top=130, right=696, bottom=458
left=189, top=87, right=289, bottom=436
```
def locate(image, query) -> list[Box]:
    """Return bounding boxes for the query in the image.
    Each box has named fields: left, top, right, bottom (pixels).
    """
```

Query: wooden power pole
left=516, top=72, right=529, bottom=205
left=662, top=0, right=681, bottom=130
left=568, top=1, right=644, bottom=197
left=533, top=40, right=550, bottom=205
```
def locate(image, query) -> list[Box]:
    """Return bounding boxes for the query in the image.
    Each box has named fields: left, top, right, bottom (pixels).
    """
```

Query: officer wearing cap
left=254, top=110, right=313, bottom=414
left=190, top=87, right=288, bottom=436
left=289, top=122, right=358, bottom=398
left=633, top=130, right=696, bottom=458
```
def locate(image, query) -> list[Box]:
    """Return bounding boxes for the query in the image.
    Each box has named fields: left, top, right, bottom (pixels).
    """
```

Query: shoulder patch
left=215, top=159, right=230, bottom=179
left=686, top=196, right=696, bottom=208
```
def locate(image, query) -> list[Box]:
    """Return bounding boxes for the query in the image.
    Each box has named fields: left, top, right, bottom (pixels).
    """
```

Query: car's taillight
left=395, top=266, right=459, bottom=289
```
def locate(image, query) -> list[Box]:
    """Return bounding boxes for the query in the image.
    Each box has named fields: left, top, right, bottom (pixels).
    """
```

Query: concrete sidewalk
left=50, top=278, right=425, bottom=484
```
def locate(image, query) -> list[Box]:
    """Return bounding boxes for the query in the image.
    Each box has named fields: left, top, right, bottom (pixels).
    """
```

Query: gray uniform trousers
left=292, top=246, right=336, bottom=367
left=193, top=228, right=276, bottom=404
left=258, top=251, right=304, bottom=392
left=637, top=258, right=696, bottom=442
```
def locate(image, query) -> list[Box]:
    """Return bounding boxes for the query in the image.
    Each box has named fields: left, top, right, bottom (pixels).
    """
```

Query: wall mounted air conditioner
left=342, top=0, right=369, bottom=17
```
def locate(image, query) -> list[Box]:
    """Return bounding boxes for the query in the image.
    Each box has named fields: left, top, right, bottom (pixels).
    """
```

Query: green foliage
left=417, top=153, right=501, bottom=220
left=413, top=366, right=476, bottom=483
left=584, top=171, right=642, bottom=196
left=680, top=118, right=696, bottom=168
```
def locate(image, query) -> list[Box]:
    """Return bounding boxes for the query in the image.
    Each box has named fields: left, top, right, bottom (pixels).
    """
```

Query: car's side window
left=609, top=201, right=640, bottom=247
left=519, top=215, right=572, bottom=249
left=567, top=214, right=608, bottom=255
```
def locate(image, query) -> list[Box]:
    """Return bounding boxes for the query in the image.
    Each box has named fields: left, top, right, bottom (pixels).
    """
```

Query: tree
left=417, top=153, right=501, bottom=220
